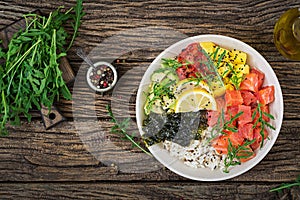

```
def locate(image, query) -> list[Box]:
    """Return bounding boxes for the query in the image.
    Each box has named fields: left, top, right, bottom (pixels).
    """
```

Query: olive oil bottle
left=274, top=8, right=300, bottom=60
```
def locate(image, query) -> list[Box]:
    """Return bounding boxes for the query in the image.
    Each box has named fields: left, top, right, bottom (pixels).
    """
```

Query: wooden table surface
left=1, top=0, right=300, bottom=199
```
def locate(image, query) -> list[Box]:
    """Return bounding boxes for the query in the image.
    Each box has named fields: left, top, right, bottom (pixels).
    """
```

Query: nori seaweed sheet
left=142, top=110, right=208, bottom=147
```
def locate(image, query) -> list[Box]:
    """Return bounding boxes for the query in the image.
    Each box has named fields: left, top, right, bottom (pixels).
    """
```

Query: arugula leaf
left=67, top=0, right=85, bottom=51
left=0, top=1, right=84, bottom=135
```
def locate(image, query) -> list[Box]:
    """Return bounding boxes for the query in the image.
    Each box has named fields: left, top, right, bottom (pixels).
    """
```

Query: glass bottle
left=274, top=7, right=300, bottom=60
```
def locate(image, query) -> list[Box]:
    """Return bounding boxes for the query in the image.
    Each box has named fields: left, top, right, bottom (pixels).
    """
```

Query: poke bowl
left=136, top=34, right=283, bottom=181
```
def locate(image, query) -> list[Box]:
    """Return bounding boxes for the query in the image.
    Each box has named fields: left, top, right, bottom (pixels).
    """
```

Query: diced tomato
left=212, top=135, right=229, bottom=155
left=238, top=123, right=254, bottom=140
left=238, top=146, right=256, bottom=162
left=225, top=90, right=243, bottom=106
left=240, top=73, right=259, bottom=92
left=238, top=105, right=252, bottom=126
left=240, top=90, right=257, bottom=106
left=251, top=127, right=269, bottom=150
left=207, top=110, right=220, bottom=127
left=258, top=85, right=275, bottom=105
left=251, top=68, right=265, bottom=89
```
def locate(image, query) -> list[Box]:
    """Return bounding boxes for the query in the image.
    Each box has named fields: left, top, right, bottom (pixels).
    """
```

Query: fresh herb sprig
left=223, top=139, right=256, bottom=173
left=161, top=58, right=192, bottom=70
left=106, top=105, right=152, bottom=157
left=145, top=80, right=176, bottom=112
left=67, top=0, right=85, bottom=51
left=269, top=175, right=300, bottom=192
left=0, top=0, right=85, bottom=135
left=226, top=63, right=243, bottom=90
left=209, top=110, right=243, bottom=142
left=252, top=103, right=276, bottom=148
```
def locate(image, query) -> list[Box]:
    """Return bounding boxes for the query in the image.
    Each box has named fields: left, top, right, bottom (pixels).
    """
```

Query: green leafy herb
left=223, top=139, right=256, bottom=173
left=0, top=0, right=84, bottom=135
left=106, top=105, right=152, bottom=157
left=145, top=80, right=176, bottom=112
left=252, top=103, right=276, bottom=148
left=269, top=175, right=300, bottom=192
left=208, top=110, right=243, bottom=142
left=161, top=58, right=192, bottom=70
left=67, top=0, right=85, bottom=51
left=226, top=63, right=243, bottom=90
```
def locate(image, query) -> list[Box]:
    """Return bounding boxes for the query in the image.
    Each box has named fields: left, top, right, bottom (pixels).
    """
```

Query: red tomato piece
left=225, top=90, right=243, bottom=106
left=240, top=73, right=259, bottom=92
left=258, top=86, right=275, bottom=105
left=240, top=90, right=257, bottom=106
left=238, top=123, right=254, bottom=140
left=251, top=68, right=265, bottom=89
left=238, top=105, right=252, bottom=126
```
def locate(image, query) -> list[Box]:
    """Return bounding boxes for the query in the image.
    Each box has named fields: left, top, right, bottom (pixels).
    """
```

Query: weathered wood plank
left=0, top=182, right=298, bottom=200
left=0, top=120, right=298, bottom=182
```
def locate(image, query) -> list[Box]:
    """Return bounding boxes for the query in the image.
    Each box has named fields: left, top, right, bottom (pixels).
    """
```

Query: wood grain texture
left=0, top=120, right=298, bottom=182
left=0, top=182, right=299, bottom=200
left=0, top=0, right=300, bottom=199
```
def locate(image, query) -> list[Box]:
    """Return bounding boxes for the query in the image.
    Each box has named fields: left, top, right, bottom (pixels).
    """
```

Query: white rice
left=163, top=129, right=226, bottom=171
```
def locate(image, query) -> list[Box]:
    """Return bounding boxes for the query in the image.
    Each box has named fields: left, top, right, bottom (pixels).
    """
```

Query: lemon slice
left=175, top=88, right=217, bottom=113
left=173, top=78, right=211, bottom=97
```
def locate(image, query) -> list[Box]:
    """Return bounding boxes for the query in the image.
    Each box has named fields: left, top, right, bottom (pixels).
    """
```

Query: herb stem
left=269, top=182, right=300, bottom=192
left=106, top=105, right=152, bottom=157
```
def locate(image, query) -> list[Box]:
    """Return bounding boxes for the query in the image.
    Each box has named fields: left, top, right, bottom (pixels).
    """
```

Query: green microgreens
left=223, top=138, right=256, bottom=173
left=269, top=175, right=300, bottom=192
left=106, top=105, right=152, bottom=157
left=252, top=103, right=276, bottom=148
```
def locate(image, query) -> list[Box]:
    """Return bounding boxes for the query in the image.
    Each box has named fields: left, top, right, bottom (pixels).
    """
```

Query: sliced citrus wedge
left=173, top=78, right=211, bottom=97
left=175, top=88, right=217, bottom=113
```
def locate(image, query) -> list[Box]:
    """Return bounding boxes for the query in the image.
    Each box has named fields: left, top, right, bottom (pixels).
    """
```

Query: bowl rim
left=86, top=61, right=118, bottom=92
left=136, top=34, right=284, bottom=181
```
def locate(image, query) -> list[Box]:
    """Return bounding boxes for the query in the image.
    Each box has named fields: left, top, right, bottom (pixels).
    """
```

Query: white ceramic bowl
left=136, top=34, right=284, bottom=181
left=86, top=61, right=117, bottom=92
